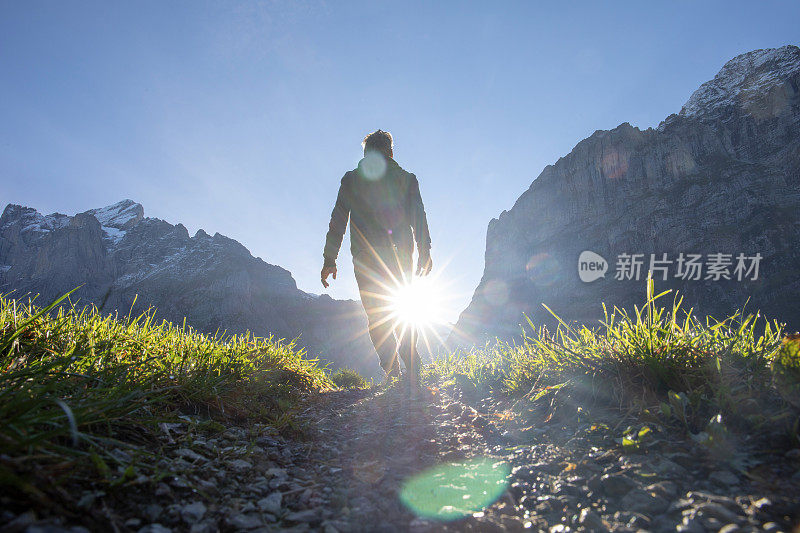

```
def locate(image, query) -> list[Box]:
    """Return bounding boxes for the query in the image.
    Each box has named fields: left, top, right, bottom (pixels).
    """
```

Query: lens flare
left=526, top=252, right=561, bottom=286
left=399, top=458, right=510, bottom=521
left=359, top=151, right=387, bottom=180
left=601, top=147, right=629, bottom=179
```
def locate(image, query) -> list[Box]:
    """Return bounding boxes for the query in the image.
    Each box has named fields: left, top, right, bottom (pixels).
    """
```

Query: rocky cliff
left=453, top=45, right=800, bottom=344
left=0, top=200, right=383, bottom=377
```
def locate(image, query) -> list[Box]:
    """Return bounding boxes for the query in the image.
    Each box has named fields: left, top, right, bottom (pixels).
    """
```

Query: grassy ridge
left=430, top=279, right=800, bottom=445
left=0, top=289, right=332, bottom=500
left=3, top=279, right=799, bottom=515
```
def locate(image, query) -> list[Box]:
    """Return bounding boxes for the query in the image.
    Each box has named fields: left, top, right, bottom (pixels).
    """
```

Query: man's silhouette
left=321, top=130, right=432, bottom=385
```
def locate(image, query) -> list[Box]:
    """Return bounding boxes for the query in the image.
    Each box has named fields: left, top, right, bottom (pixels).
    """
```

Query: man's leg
left=365, top=299, right=400, bottom=377
left=354, top=254, right=400, bottom=378
left=393, top=250, right=421, bottom=386
left=398, top=325, right=420, bottom=385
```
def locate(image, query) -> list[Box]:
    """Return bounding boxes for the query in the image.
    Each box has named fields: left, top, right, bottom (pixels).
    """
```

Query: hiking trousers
left=353, top=246, right=420, bottom=377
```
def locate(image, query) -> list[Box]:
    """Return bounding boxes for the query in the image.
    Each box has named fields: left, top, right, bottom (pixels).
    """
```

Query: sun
left=388, top=275, right=446, bottom=329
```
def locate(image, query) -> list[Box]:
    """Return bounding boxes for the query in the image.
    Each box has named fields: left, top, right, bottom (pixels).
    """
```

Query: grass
left=0, top=289, right=333, bottom=507
left=430, top=278, right=800, bottom=446
left=3, top=279, right=799, bottom=519
left=330, top=367, right=372, bottom=389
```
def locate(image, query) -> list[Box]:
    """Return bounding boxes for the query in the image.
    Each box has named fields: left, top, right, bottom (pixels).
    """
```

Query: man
left=321, top=130, right=432, bottom=385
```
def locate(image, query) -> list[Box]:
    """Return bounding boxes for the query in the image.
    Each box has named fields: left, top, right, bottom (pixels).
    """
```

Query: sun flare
left=388, top=275, right=447, bottom=329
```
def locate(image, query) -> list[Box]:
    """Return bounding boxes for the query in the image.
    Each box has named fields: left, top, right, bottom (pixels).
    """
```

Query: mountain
left=0, top=200, right=384, bottom=378
left=453, top=45, right=800, bottom=344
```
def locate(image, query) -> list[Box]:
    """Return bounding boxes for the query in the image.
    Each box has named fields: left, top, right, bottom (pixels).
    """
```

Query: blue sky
left=1, top=1, right=798, bottom=322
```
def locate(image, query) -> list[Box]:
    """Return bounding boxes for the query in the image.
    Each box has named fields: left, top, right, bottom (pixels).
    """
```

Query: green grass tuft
left=431, top=279, right=799, bottom=444
left=0, top=289, right=332, bottom=496
left=330, top=367, right=372, bottom=389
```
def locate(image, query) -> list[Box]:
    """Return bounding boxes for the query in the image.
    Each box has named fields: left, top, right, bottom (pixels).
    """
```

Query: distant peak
left=1, top=204, right=43, bottom=229
left=0, top=204, right=71, bottom=233
left=2, top=204, right=37, bottom=219
left=87, top=200, right=144, bottom=230
left=679, top=45, right=800, bottom=119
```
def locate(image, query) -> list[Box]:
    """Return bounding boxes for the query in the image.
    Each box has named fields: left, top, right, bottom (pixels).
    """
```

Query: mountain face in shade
left=0, top=200, right=383, bottom=378
left=453, top=45, right=800, bottom=345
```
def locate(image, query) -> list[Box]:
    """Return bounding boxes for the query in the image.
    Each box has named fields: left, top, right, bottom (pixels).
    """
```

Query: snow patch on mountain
left=101, top=226, right=126, bottom=244
left=10, top=208, right=48, bottom=233
left=45, top=214, right=70, bottom=230
left=22, top=212, right=72, bottom=233
left=679, top=45, right=800, bottom=119
left=87, top=200, right=144, bottom=230
left=1, top=205, right=82, bottom=234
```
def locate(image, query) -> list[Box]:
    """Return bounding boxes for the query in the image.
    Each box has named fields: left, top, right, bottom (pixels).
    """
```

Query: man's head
left=362, top=130, right=393, bottom=159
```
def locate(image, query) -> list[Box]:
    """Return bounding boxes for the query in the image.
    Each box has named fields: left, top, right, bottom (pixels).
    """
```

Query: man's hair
left=362, top=130, right=393, bottom=157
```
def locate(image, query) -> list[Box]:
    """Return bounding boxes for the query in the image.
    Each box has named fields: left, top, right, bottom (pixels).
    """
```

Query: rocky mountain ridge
left=0, top=200, right=383, bottom=377
left=453, top=45, right=800, bottom=344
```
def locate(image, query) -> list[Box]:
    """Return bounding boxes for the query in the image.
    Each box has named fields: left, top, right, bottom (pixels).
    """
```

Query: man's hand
left=416, top=250, right=432, bottom=276
left=321, top=265, right=337, bottom=288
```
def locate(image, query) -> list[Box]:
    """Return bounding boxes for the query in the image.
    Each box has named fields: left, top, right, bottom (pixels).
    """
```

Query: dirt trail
left=3, top=382, right=797, bottom=532
left=288, top=383, right=488, bottom=531
left=285, top=382, right=799, bottom=532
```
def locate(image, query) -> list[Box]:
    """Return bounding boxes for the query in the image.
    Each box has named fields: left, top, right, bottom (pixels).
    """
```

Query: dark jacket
left=323, top=156, right=431, bottom=268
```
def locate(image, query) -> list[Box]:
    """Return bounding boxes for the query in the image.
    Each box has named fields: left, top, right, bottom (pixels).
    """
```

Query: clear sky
left=1, top=1, right=798, bottom=323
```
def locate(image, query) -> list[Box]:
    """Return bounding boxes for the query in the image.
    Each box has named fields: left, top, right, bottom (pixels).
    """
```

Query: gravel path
left=2, top=382, right=798, bottom=532
left=284, top=383, right=799, bottom=532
